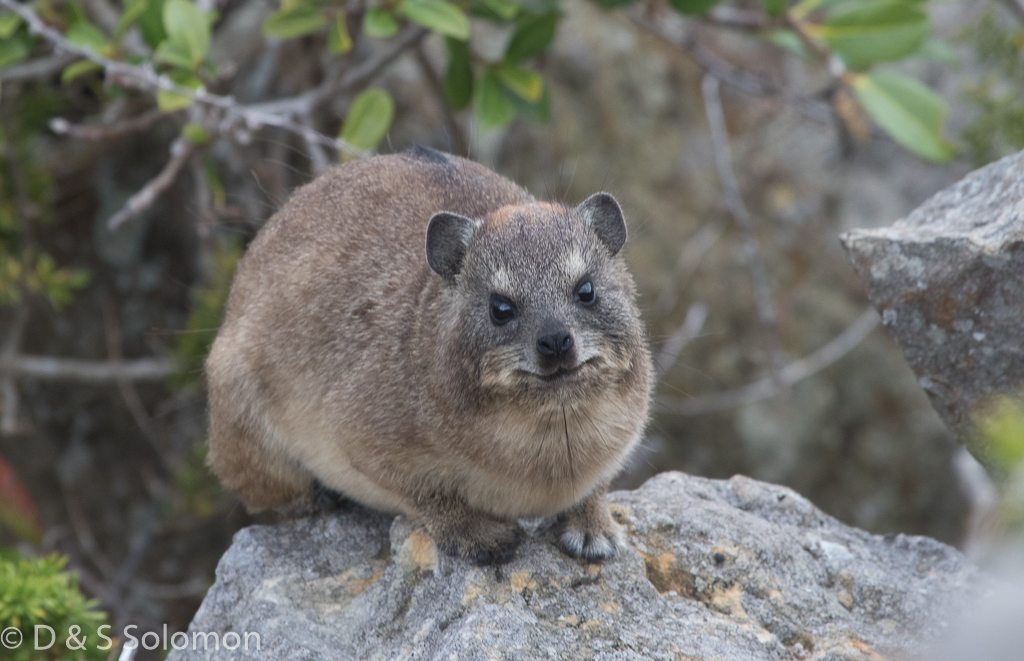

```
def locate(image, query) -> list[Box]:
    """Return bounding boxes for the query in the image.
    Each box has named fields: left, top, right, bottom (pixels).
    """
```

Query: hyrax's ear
left=426, top=211, right=479, bottom=280
left=577, top=192, right=627, bottom=256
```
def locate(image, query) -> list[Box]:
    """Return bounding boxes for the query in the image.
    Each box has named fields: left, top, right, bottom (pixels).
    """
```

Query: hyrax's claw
left=554, top=485, right=622, bottom=562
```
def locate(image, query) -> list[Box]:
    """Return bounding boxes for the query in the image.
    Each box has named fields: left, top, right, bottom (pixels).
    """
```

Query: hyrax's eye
left=490, top=294, right=517, bottom=325
left=575, top=279, right=595, bottom=305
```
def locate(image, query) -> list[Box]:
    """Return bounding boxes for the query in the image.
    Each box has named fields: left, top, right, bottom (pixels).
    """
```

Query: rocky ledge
left=169, top=472, right=978, bottom=661
left=842, top=150, right=1024, bottom=455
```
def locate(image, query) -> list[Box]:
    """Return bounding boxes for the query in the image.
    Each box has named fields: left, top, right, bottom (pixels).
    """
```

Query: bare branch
left=655, top=302, right=709, bottom=381
left=703, top=6, right=774, bottom=31
left=107, top=136, right=197, bottom=229
left=1, top=305, right=29, bottom=435
left=1003, top=0, right=1024, bottom=25
left=657, top=307, right=880, bottom=416
left=0, top=52, right=76, bottom=81
left=0, top=0, right=369, bottom=158
left=414, top=44, right=469, bottom=156
left=300, top=115, right=332, bottom=176
left=50, top=108, right=174, bottom=141
left=632, top=13, right=832, bottom=124
left=60, top=479, right=117, bottom=581
left=1, top=356, right=178, bottom=383
left=702, top=73, right=788, bottom=379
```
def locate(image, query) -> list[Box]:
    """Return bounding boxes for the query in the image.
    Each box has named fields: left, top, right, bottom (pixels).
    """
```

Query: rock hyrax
left=206, top=146, right=652, bottom=564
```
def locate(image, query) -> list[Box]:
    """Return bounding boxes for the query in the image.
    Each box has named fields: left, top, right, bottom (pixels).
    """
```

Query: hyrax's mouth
left=532, top=357, right=598, bottom=383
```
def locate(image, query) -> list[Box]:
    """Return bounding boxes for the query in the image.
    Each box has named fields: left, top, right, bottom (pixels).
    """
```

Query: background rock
left=842, top=150, right=1024, bottom=458
left=169, top=472, right=979, bottom=661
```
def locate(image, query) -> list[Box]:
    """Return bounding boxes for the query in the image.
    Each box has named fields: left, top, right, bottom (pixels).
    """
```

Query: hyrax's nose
left=537, top=329, right=574, bottom=359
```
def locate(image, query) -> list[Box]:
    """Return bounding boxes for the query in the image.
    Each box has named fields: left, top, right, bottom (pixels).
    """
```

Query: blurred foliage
left=0, top=552, right=111, bottom=661
left=170, top=240, right=240, bottom=390
left=961, top=7, right=1024, bottom=166
left=0, top=456, right=41, bottom=546
left=0, top=0, right=960, bottom=163
left=974, top=395, right=1024, bottom=538
left=169, top=443, right=223, bottom=518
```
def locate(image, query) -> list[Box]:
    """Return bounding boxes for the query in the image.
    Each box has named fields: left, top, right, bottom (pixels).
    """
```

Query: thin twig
left=0, top=52, right=76, bottom=81
left=101, top=299, right=171, bottom=472
left=0, top=0, right=368, bottom=157
left=702, top=73, right=788, bottom=379
left=60, top=480, right=118, bottom=581
left=102, top=504, right=161, bottom=608
left=49, top=108, right=174, bottom=141
left=1002, top=0, right=1024, bottom=25
left=657, top=307, right=880, bottom=416
left=0, top=305, right=29, bottom=435
left=704, top=6, right=774, bottom=31
left=0, top=356, right=178, bottom=382
left=300, top=115, right=332, bottom=176
left=414, top=44, right=469, bottom=156
left=632, top=13, right=832, bottom=124
left=107, top=136, right=197, bottom=229
left=655, top=302, right=709, bottom=381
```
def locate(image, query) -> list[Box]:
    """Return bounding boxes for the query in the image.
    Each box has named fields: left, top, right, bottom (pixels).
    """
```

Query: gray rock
left=168, top=472, right=978, bottom=660
left=841, top=150, right=1024, bottom=457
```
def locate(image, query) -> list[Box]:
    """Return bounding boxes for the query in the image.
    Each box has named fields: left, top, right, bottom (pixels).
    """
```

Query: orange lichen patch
left=710, top=583, right=748, bottom=619
left=810, top=639, right=888, bottom=661
left=600, top=601, right=620, bottom=614
left=557, top=615, right=580, bottom=627
left=404, top=531, right=437, bottom=572
left=509, top=571, right=537, bottom=593
left=587, top=564, right=601, bottom=577
left=462, top=583, right=485, bottom=605
left=641, top=549, right=694, bottom=596
left=849, top=640, right=888, bottom=661
left=337, top=567, right=385, bottom=597
left=580, top=619, right=601, bottom=631
left=769, top=589, right=784, bottom=602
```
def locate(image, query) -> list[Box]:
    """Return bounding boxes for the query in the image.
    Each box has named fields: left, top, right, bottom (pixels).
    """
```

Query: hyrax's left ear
left=577, top=192, right=627, bottom=256
left=426, top=211, right=479, bottom=280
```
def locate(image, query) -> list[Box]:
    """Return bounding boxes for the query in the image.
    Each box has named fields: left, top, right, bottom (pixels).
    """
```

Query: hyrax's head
left=426, top=194, right=650, bottom=409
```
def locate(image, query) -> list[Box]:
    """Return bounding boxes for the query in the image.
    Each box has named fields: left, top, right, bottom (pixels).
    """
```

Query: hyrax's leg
left=554, top=484, right=623, bottom=562
left=206, top=420, right=313, bottom=513
left=415, top=492, right=525, bottom=566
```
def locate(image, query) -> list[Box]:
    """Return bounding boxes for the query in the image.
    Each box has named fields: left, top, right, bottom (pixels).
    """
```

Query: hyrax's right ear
left=426, top=211, right=479, bottom=280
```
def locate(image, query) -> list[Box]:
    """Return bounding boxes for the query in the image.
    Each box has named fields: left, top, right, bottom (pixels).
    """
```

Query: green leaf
left=155, top=39, right=196, bottom=69
left=400, top=0, right=470, bottom=40
left=849, top=70, right=954, bottom=162
left=263, top=5, right=327, bottom=39
left=328, top=16, right=353, bottom=54
left=479, top=0, right=520, bottom=21
left=115, top=0, right=149, bottom=42
left=505, top=11, right=558, bottom=62
left=66, top=21, right=112, bottom=54
left=443, top=37, right=474, bottom=110
left=916, top=38, right=959, bottom=67
left=818, top=0, right=929, bottom=71
left=975, top=397, right=1024, bottom=471
left=765, top=29, right=812, bottom=60
left=762, top=0, right=787, bottom=17
left=507, top=79, right=550, bottom=123
left=364, top=8, right=400, bottom=38
left=476, top=70, right=516, bottom=129
left=667, top=0, right=722, bottom=16
left=182, top=122, right=209, bottom=143
left=163, top=0, right=211, bottom=67
left=0, top=12, right=21, bottom=39
left=131, top=0, right=166, bottom=48
left=495, top=62, right=542, bottom=101
left=0, top=37, right=29, bottom=69
left=587, top=0, right=637, bottom=9
left=61, top=60, right=103, bottom=83
left=340, top=88, right=395, bottom=151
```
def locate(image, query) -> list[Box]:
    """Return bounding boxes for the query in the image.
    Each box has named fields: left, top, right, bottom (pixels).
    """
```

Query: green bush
left=0, top=552, right=111, bottom=661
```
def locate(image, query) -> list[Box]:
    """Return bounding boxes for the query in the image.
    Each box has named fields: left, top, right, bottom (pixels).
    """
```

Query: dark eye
left=575, top=279, right=595, bottom=305
left=490, top=294, right=517, bottom=325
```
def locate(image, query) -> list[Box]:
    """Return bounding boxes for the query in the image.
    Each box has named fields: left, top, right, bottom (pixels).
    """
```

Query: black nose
left=537, top=330, right=574, bottom=357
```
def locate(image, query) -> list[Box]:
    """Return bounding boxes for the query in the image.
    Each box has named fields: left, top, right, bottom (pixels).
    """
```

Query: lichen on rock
left=169, top=472, right=978, bottom=660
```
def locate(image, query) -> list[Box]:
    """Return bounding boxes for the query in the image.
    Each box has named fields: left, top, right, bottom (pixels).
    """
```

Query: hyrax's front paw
left=432, top=517, right=525, bottom=566
left=554, top=489, right=623, bottom=562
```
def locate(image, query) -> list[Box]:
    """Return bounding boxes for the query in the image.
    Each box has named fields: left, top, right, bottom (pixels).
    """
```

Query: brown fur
left=206, top=148, right=652, bottom=564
